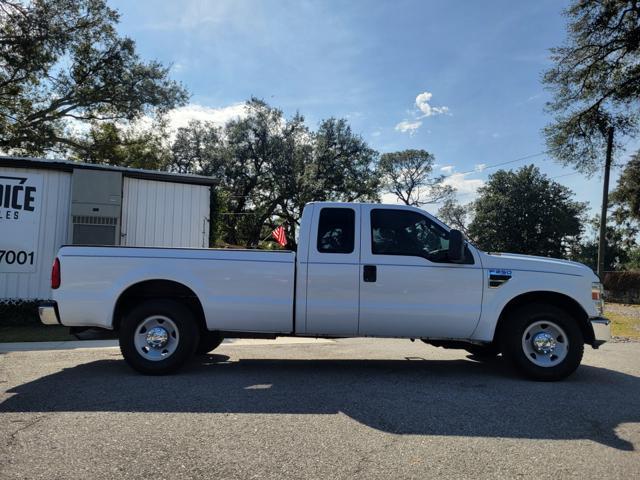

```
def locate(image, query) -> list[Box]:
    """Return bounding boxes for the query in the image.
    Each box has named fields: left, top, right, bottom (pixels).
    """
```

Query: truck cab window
left=371, top=209, right=454, bottom=263
left=317, top=208, right=355, bottom=254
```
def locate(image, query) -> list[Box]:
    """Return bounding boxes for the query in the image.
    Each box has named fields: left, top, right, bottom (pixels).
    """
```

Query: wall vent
left=72, top=216, right=118, bottom=225
left=69, top=169, right=122, bottom=245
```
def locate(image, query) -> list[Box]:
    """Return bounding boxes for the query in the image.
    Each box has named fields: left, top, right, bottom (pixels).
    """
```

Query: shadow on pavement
left=1, top=355, right=638, bottom=451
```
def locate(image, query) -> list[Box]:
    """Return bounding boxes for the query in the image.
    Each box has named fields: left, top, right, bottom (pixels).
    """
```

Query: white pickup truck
left=39, top=202, right=610, bottom=380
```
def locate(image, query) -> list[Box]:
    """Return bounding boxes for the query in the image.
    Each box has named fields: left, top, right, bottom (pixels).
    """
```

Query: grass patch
left=0, top=324, right=75, bottom=343
left=605, top=303, right=640, bottom=339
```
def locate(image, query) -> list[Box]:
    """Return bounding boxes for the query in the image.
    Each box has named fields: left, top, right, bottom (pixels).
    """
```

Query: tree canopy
left=167, top=99, right=380, bottom=248
left=468, top=165, right=585, bottom=258
left=378, top=149, right=453, bottom=206
left=0, top=0, right=187, bottom=157
left=569, top=216, right=637, bottom=270
left=437, top=198, right=472, bottom=238
left=543, top=0, right=640, bottom=174
left=611, top=153, right=640, bottom=223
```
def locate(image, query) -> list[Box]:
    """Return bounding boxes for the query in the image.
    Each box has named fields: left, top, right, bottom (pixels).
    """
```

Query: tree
left=378, top=149, right=453, bottom=206
left=276, top=118, right=380, bottom=246
left=543, top=0, right=640, bottom=274
left=0, top=0, right=187, bottom=158
left=611, top=152, right=640, bottom=223
left=437, top=198, right=472, bottom=238
left=72, top=120, right=171, bottom=169
left=569, top=216, right=636, bottom=270
left=166, top=99, right=380, bottom=248
left=468, top=165, right=585, bottom=258
left=171, top=120, right=221, bottom=175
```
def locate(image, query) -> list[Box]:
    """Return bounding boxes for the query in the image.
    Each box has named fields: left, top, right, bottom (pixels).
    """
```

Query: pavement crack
left=6, top=415, right=47, bottom=447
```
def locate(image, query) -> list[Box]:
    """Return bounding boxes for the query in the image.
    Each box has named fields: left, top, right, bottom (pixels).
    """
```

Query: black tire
left=119, top=299, right=200, bottom=375
left=500, top=303, right=584, bottom=381
left=196, top=331, right=224, bottom=354
left=465, top=343, right=500, bottom=359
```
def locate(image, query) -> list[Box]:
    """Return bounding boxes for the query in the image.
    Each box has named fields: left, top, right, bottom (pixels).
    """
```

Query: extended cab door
left=304, top=204, right=361, bottom=335
left=358, top=205, right=483, bottom=339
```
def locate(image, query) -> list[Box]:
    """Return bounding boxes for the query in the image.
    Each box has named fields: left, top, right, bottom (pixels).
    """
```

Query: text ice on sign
left=0, top=172, right=43, bottom=273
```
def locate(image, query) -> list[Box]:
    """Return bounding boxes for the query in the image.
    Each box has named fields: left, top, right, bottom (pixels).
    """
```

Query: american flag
left=272, top=225, right=287, bottom=247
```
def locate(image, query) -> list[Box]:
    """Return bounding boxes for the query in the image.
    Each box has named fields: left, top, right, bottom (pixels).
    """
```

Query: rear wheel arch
left=112, top=279, right=206, bottom=333
left=493, top=291, right=594, bottom=346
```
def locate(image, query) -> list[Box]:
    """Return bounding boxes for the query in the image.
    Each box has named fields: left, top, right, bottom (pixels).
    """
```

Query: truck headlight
left=592, top=282, right=604, bottom=316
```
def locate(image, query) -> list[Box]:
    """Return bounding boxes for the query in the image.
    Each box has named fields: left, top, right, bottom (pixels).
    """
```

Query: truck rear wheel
left=119, top=299, right=200, bottom=375
left=501, top=303, right=584, bottom=381
left=196, top=331, right=224, bottom=354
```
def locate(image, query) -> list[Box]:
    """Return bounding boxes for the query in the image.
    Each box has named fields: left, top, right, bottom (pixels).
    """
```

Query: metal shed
left=0, top=156, right=216, bottom=301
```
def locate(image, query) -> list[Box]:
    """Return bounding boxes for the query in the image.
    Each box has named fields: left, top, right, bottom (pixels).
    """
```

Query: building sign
left=0, top=172, right=43, bottom=273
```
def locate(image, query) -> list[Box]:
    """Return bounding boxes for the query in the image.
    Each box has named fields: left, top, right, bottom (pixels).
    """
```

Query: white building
left=0, top=156, right=215, bottom=301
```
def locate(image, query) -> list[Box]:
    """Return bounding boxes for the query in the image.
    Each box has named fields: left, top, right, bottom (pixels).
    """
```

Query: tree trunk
left=597, top=126, right=614, bottom=278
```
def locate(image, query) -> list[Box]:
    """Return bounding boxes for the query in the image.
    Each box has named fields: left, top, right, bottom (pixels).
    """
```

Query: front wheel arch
left=493, top=291, right=594, bottom=346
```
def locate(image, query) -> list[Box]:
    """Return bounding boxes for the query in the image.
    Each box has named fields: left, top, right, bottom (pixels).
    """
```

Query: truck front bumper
left=590, top=317, right=611, bottom=348
left=39, top=302, right=60, bottom=326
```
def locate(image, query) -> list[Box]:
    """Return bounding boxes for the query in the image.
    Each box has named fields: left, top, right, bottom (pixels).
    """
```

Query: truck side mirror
left=448, top=229, right=465, bottom=263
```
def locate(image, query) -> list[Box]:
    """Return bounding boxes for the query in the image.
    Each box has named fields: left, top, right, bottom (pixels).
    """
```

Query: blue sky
left=110, top=0, right=630, bottom=217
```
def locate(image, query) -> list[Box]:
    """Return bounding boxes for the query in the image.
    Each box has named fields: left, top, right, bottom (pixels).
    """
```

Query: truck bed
left=55, top=245, right=296, bottom=333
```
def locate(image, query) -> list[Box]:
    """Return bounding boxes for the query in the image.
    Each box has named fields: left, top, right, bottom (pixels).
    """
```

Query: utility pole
left=597, top=126, right=614, bottom=278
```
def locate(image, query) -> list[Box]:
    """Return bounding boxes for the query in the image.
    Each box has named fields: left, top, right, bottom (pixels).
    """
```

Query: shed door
left=121, top=178, right=210, bottom=248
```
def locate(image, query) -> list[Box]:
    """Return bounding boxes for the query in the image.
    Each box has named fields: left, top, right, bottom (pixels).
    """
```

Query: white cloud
left=371, top=130, right=381, bottom=137
left=381, top=192, right=401, bottom=204
left=474, top=163, right=487, bottom=172
left=145, top=0, right=246, bottom=30
left=394, top=120, right=422, bottom=135
left=440, top=165, right=455, bottom=174
left=415, top=91, right=450, bottom=118
left=133, top=102, right=248, bottom=142
left=394, top=91, right=449, bottom=135
left=166, top=103, right=247, bottom=131
left=171, top=61, right=186, bottom=74
left=443, top=173, right=484, bottom=197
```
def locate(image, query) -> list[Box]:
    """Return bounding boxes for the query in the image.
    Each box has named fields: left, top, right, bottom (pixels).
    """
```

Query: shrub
left=0, top=300, right=41, bottom=326
left=603, top=271, right=640, bottom=304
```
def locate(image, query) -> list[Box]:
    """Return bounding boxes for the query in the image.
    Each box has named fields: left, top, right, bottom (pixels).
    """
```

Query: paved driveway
left=1, top=339, right=639, bottom=479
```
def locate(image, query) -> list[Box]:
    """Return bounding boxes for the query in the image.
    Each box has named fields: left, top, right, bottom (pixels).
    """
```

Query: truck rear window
left=317, top=208, right=355, bottom=254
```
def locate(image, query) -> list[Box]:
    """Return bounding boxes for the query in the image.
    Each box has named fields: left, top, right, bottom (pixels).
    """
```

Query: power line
left=442, top=151, right=550, bottom=179
left=551, top=172, right=581, bottom=179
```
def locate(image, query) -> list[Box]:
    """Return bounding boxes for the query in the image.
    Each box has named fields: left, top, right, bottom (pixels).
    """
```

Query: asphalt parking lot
left=1, top=338, right=639, bottom=479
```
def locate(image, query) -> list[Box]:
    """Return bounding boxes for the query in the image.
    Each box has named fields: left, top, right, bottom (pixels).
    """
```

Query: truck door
left=358, top=205, right=483, bottom=339
left=304, top=205, right=360, bottom=335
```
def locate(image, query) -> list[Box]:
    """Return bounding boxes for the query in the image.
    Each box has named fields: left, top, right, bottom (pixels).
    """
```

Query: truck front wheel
left=501, top=303, right=584, bottom=381
left=119, top=299, right=200, bottom=375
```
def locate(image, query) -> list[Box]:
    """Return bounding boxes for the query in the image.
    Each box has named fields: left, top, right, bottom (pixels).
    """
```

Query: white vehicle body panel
left=50, top=202, right=604, bottom=346
left=55, top=247, right=295, bottom=333
left=471, top=252, right=599, bottom=341
left=304, top=203, right=361, bottom=335
left=358, top=204, right=484, bottom=339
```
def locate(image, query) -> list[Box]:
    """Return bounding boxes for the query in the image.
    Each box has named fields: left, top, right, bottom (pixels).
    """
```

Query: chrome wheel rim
left=133, top=315, right=179, bottom=361
left=522, top=320, right=569, bottom=367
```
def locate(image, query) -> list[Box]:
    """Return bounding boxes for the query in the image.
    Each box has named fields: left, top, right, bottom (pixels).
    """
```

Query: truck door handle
left=363, top=265, right=377, bottom=282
